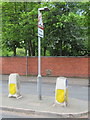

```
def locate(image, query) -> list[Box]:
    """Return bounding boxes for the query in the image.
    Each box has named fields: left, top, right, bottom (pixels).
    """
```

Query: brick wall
left=0, top=56, right=89, bottom=77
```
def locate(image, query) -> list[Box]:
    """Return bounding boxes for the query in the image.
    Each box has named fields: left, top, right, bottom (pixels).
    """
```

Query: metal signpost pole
left=37, top=7, right=50, bottom=100
left=37, top=36, right=42, bottom=100
left=37, top=9, right=42, bottom=100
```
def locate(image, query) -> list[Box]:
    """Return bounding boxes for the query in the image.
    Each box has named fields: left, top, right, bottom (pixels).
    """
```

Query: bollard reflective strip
left=56, top=89, right=64, bottom=103
left=9, top=83, right=16, bottom=95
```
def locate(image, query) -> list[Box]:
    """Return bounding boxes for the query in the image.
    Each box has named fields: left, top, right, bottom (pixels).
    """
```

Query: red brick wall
left=0, top=57, right=2, bottom=74
left=1, top=57, right=26, bottom=75
left=0, top=57, right=89, bottom=77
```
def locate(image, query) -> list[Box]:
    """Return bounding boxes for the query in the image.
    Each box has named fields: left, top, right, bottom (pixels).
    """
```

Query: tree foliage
left=2, top=2, right=89, bottom=56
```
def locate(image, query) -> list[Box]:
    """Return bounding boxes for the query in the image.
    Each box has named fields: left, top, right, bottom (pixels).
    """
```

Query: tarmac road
left=0, top=110, right=88, bottom=119
left=0, top=110, right=50, bottom=118
left=1, top=80, right=88, bottom=101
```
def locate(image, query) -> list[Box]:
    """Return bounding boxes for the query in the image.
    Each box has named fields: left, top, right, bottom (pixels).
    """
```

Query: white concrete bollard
left=8, top=73, right=22, bottom=99
left=55, top=77, right=68, bottom=106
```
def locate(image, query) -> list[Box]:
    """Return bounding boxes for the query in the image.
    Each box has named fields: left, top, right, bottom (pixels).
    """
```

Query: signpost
left=37, top=9, right=43, bottom=100
left=38, top=11, right=44, bottom=38
left=38, top=27, right=44, bottom=38
left=37, top=7, right=50, bottom=100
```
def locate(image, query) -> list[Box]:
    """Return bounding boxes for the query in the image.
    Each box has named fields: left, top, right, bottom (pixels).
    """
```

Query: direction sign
left=38, top=27, right=44, bottom=38
left=38, top=12, right=44, bottom=38
left=38, top=12, right=44, bottom=28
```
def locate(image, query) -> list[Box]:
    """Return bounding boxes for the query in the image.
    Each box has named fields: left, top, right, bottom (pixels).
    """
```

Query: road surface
left=1, top=80, right=88, bottom=101
left=0, top=80, right=89, bottom=118
left=0, top=110, right=49, bottom=118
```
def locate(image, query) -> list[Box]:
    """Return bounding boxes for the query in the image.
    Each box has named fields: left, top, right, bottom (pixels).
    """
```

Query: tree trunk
left=28, top=42, right=31, bottom=56
left=44, top=47, right=47, bottom=56
left=32, top=42, right=35, bottom=56
left=60, top=40, right=62, bottom=56
left=13, top=46, right=16, bottom=56
left=29, top=40, right=33, bottom=56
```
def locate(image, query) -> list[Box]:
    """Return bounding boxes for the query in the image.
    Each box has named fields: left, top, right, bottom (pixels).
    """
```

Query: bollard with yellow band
left=55, top=77, right=68, bottom=106
left=8, top=73, right=22, bottom=99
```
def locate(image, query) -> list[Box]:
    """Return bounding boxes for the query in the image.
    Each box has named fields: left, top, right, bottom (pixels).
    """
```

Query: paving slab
left=0, top=93, right=88, bottom=118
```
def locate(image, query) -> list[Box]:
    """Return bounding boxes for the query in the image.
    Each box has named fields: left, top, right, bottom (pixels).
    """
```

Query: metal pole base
left=37, top=75, right=42, bottom=100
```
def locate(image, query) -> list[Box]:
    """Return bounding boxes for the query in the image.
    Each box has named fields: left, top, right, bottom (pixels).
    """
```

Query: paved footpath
left=0, top=94, right=88, bottom=118
left=0, top=75, right=89, bottom=118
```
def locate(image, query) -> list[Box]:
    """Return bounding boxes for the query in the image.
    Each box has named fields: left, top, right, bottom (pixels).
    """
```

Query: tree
left=2, top=2, right=22, bottom=56
left=2, top=2, right=89, bottom=56
left=43, top=2, right=88, bottom=56
left=19, top=2, right=39, bottom=56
